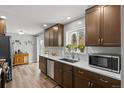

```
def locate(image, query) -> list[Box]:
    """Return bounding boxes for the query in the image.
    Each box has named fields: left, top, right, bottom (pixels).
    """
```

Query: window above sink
left=65, top=27, right=85, bottom=53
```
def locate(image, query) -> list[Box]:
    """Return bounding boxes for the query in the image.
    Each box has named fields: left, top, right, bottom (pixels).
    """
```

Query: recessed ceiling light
left=0, top=16, right=7, bottom=19
left=18, top=30, right=24, bottom=35
left=43, top=24, right=47, bottom=27
left=67, top=16, right=71, bottom=20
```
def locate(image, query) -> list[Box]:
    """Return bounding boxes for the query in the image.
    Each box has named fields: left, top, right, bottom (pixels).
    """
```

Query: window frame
left=65, top=27, right=86, bottom=54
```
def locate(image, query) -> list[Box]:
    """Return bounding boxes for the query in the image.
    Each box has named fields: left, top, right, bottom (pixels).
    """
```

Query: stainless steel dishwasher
left=47, top=59, right=54, bottom=79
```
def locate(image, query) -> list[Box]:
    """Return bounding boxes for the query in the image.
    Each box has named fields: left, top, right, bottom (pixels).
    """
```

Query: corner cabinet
left=44, top=24, right=64, bottom=47
left=85, top=5, right=121, bottom=47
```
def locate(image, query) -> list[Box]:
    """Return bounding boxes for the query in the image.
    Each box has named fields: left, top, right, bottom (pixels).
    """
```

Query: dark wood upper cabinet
left=44, top=30, right=49, bottom=47
left=49, top=28, right=54, bottom=46
left=86, top=5, right=121, bottom=46
left=44, top=24, right=64, bottom=47
left=101, top=5, right=121, bottom=46
left=57, top=24, right=64, bottom=46
left=86, top=6, right=101, bottom=46
left=0, top=18, right=6, bottom=36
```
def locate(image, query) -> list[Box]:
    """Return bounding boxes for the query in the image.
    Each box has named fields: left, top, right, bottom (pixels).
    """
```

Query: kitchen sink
left=59, top=58, right=78, bottom=63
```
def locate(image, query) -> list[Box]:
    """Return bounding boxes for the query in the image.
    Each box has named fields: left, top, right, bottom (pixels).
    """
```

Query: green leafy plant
left=65, top=44, right=72, bottom=49
left=78, top=44, right=85, bottom=52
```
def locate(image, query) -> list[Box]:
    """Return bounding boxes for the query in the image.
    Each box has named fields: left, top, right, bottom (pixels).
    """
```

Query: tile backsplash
left=47, top=47, right=64, bottom=56
left=46, top=46, right=121, bottom=62
left=87, top=47, right=121, bottom=54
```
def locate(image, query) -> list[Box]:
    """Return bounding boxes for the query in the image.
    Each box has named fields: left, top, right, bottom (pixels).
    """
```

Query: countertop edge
left=39, top=55, right=121, bottom=80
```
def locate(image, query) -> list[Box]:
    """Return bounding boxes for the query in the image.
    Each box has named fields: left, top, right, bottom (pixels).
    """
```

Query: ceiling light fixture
left=67, top=16, right=71, bottom=20
left=43, top=24, right=47, bottom=27
left=18, top=30, right=24, bottom=35
left=0, top=16, right=7, bottom=19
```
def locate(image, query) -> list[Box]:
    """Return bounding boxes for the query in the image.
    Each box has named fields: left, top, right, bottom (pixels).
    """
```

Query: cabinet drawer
left=63, top=63, right=72, bottom=71
left=89, top=72, right=121, bottom=87
left=73, top=67, right=121, bottom=88
left=73, top=67, right=91, bottom=80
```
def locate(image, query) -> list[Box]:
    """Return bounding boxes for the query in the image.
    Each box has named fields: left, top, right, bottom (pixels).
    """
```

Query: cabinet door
left=53, top=27, right=58, bottom=46
left=101, top=5, right=120, bottom=46
left=62, top=71, right=72, bottom=88
left=49, top=28, right=54, bottom=46
left=39, top=56, right=47, bottom=74
left=44, top=30, right=49, bottom=46
left=62, top=64, right=72, bottom=88
left=85, top=6, right=101, bottom=46
left=0, top=19, right=6, bottom=35
left=54, top=62, right=63, bottom=85
left=73, top=75, right=90, bottom=88
left=58, top=24, right=64, bottom=46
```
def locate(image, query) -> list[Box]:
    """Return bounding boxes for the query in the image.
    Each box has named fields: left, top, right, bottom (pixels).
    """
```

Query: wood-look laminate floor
left=6, top=63, right=60, bottom=88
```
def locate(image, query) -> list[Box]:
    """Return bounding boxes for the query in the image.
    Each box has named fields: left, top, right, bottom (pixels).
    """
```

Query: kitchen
left=0, top=5, right=122, bottom=88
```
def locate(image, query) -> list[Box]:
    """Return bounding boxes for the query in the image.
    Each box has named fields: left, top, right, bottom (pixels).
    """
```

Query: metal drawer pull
left=98, top=38, right=101, bottom=44
left=101, top=38, right=103, bottom=44
left=88, top=82, right=91, bottom=87
left=90, top=83, right=93, bottom=87
left=78, top=71, right=84, bottom=74
left=100, top=78, right=109, bottom=83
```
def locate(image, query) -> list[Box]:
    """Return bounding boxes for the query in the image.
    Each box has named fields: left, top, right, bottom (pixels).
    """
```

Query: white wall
left=7, top=33, right=37, bottom=63
left=36, top=33, right=44, bottom=61
left=121, top=6, right=124, bottom=88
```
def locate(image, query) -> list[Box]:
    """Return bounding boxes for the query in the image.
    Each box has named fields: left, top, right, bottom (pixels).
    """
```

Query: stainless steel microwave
left=89, top=53, right=121, bottom=73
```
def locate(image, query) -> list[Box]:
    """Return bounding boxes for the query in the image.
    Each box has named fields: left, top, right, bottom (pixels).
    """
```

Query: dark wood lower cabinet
left=54, top=62, right=73, bottom=88
left=54, top=62, right=63, bottom=85
left=39, top=56, right=47, bottom=74
left=62, top=63, right=73, bottom=88
left=73, top=67, right=121, bottom=88
left=73, top=75, right=90, bottom=88
left=40, top=56, right=121, bottom=88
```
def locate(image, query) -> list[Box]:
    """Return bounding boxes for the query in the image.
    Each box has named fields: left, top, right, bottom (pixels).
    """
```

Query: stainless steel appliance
left=89, top=53, right=121, bottom=73
left=0, top=36, right=12, bottom=81
left=47, top=59, right=54, bottom=79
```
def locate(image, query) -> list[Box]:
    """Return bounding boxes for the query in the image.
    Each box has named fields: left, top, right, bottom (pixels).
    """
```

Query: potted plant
left=78, top=44, right=85, bottom=52
left=65, top=44, right=72, bottom=52
left=71, top=44, right=78, bottom=52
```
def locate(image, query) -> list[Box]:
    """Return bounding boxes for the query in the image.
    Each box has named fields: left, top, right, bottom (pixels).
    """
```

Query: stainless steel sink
left=59, top=58, right=78, bottom=63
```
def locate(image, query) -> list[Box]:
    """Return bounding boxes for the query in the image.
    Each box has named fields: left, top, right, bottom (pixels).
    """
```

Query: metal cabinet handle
left=101, top=38, right=104, bottom=45
left=90, top=82, right=93, bottom=87
left=98, top=38, right=101, bottom=45
left=100, top=78, right=109, bottom=83
left=88, top=82, right=90, bottom=87
left=78, top=71, right=84, bottom=74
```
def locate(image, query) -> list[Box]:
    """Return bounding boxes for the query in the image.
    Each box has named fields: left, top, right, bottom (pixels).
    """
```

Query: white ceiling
left=0, top=5, right=90, bottom=35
